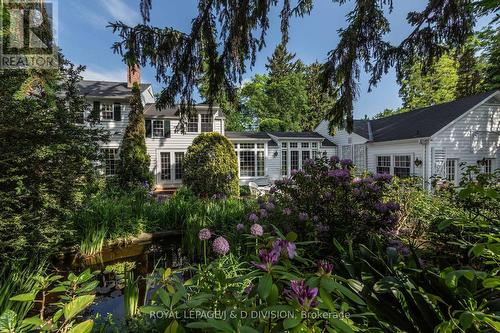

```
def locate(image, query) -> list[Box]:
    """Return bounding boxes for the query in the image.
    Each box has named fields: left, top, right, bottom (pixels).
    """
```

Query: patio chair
left=248, top=182, right=265, bottom=197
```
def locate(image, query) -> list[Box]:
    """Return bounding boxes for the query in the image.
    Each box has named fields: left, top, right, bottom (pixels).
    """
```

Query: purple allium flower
left=198, top=228, right=212, bottom=241
left=291, top=169, right=299, bottom=176
left=248, top=213, right=259, bottom=223
left=298, top=212, right=309, bottom=222
left=284, top=280, right=319, bottom=308
left=273, top=239, right=297, bottom=259
left=236, top=223, right=245, bottom=232
left=259, top=209, right=268, bottom=218
left=312, top=215, right=319, bottom=222
left=252, top=249, right=279, bottom=272
left=340, top=159, right=353, bottom=168
left=330, top=156, right=340, bottom=164
left=250, top=223, right=264, bottom=237
left=269, top=186, right=277, bottom=194
left=212, top=236, right=230, bottom=255
left=317, top=260, right=334, bottom=275
left=265, top=202, right=275, bottom=211
left=327, top=169, right=351, bottom=182
left=374, top=173, right=393, bottom=183
left=283, top=207, right=292, bottom=216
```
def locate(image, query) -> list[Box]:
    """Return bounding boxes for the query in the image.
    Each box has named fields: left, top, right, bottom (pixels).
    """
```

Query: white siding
left=267, top=146, right=281, bottom=182
left=366, top=141, right=424, bottom=177
left=316, top=120, right=368, bottom=147
left=87, top=98, right=131, bottom=146
left=430, top=100, right=500, bottom=178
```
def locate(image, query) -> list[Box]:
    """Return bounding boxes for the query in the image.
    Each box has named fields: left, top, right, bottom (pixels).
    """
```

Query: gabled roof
left=78, top=80, right=151, bottom=98
left=352, top=90, right=499, bottom=142
left=269, top=132, right=327, bottom=139
left=226, top=132, right=278, bottom=147
left=227, top=131, right=336, bottom=147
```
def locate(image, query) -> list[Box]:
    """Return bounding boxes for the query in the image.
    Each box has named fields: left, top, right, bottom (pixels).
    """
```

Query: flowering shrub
left=253, top=156, right=399, bottom=241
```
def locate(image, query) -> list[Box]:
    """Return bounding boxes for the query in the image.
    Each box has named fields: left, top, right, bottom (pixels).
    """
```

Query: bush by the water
left=183, top=132, right=239, bottom=198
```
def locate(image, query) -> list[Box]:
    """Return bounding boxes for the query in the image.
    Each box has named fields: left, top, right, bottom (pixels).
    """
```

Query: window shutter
left=113, top=103, right=121, bottom=121
left=91, top=101, right=101, bottom=121
left=164, top=120, right=171, bottom=138
left=145, top=119, right=152, bottom=138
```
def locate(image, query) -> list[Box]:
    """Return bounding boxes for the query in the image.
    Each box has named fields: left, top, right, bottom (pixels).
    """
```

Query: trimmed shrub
left=183, top=132, right=239, bottom=197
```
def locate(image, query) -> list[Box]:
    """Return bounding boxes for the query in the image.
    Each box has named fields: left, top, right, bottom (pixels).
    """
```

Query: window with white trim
left=153, top=120, right=164, bottom=137
left=341, top=145, right=352, bottom=159
left=175, top=152, right=184, bottom=180
left=281, top=150, right=288, bottom=176
left=394, top=155, right=411, bottom=178
left=101, top=104, right=113, bottom=120
left=187, top=115, right=198, bottom=133
left=446, top=159, right=458, bottom=183
left=102, top=148, right=118, bottom=176
left=301, top=150, right=310, bottom=163
left=160, top=152, right=171, bottom=180
left=290, top=150, right=299, bottom=171
left=201, top=114, right=213, bottom=132
left=377, top=156, right=391, bottom=174
left=234, top=143, right=266, bottom=177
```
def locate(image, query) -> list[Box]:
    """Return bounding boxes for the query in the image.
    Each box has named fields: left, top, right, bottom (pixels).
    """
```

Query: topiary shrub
left=183, top=132, right=239, bottom=198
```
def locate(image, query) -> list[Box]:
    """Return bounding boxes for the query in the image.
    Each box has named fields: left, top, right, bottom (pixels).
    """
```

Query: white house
left=78, top=67, right=337, bottom=189
left=316, top=90, right=500, bottom=188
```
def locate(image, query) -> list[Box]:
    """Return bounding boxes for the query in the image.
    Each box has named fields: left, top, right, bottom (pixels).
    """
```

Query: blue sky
left=58, top=0, right=491, bottom=118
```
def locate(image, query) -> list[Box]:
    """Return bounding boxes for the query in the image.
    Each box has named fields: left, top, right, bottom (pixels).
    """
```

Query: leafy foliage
left=117, top=82, right=153, bottom=188
left=183, top=133, right=239, bottom=198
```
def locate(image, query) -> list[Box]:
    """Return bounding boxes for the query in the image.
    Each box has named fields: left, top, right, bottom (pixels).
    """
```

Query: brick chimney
left=127, top=64, right=141, bottom=88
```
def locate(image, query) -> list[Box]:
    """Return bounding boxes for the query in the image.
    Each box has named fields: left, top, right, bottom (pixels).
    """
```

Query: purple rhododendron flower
left=327, top=169, right=350, bottom=182
left=250, top=223, right=264, bottom=237
left=374, top=202, right=389, bottom=213
left=330, top=156, right=340, bottom=164
left=236, top=223, right=245, bottom=232
left=273, top=239, right=297, bottom=259
left=352, top=188, right=361, bottom=197
left=374, top=173, right=393, bottom=182
left=198, top=228, right=211, bottom=241
left=269, top=186, right=277, bottom=194
left=340, top=159, right=353, bottom=168
left=212, top=236, right=230, bottom=255
left=283, top=207, right=292, bottom=216
left=298, top=212, right=309, bottom=221
left=252, top=249, right=279, bottom=272
left=260, top=209, right=268, bottom=218
left=362, top=176, right=374, bottom=184
left=303, top=158, right=314, bottom=167
left=366, top=183, right=381, bottom=193
left=291, top=169, right=299, bottom=176
left=352, top=177, right=362, bottom=184
left=248, top=213, right=259, bottom=223
left=386, top=201, right=400, bottom=211
left=284, top=280, right=319, bottom=308
left=317, top=260, right=334, bottom=275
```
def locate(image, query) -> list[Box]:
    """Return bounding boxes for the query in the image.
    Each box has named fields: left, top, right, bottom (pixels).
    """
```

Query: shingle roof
left=225, top=132, right=278, bottom=147
left=353, top=90, right=499, bottom=142
left=78, top=80, right=151, bottom=98
left=144, top=104, right=179, bottom=117
left=269, top=132, right=328, bottom=138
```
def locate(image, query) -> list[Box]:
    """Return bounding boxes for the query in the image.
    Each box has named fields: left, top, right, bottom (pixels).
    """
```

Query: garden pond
left=53, top=234, right=187, bottom=320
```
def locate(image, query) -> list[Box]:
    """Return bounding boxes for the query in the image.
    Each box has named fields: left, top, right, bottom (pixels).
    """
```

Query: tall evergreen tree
left=456, top=39, right=483, bottom=98
left=479, top=27, right=500, bottom=91
left=266, top=43, right=301, bottom=81
left=117, top=83, right=153, bottom=187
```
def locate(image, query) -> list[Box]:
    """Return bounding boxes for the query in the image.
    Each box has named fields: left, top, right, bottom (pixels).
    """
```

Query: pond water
left=53, top=235, right=188, bottom=320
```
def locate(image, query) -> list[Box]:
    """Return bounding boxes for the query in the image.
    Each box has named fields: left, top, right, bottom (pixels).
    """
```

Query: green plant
left=79, top=226, right=107, bottom=257
left=123, top=271, right=139, bottom=319
left=183, top=132, right=239, bottom=198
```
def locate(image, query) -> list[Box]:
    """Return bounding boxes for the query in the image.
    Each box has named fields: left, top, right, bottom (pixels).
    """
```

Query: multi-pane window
left=201, top=114, right=213, bottom=133
left=187, top=115, right=198, bottom=133
left=281, top=150, right=288, bottom=176
left=342, top=145, right=352, bottom=159
left=101, top=104, right=113, bottom=120
left=175, top=152, right=184, bottom=180
left=301, top=142, right=309, bottom=149
left=160, top=152, right=171, bottom=180
left=257, top=151, right=265, bottom=177
left=484, top=159, right=495, bottom=174
left=291, top=151, right=299, bottom=171
left=377, top=156, right=391, bottom=174
left=302, top=150, right=310, bottom=162
left=282, top=143, right=287, bottom=148
left=394, top=155, right=411, bottom=178
left=102, top=148, right=118, bottom=176
left=240, top=151, right=256, bottom=177
left=153, top=120, right=164, bottom=137
left=311, top=143, right=318, bottom=149
left=290, top=143, right=298, bottom=148
left=446, top=159, right=458, bottom=183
